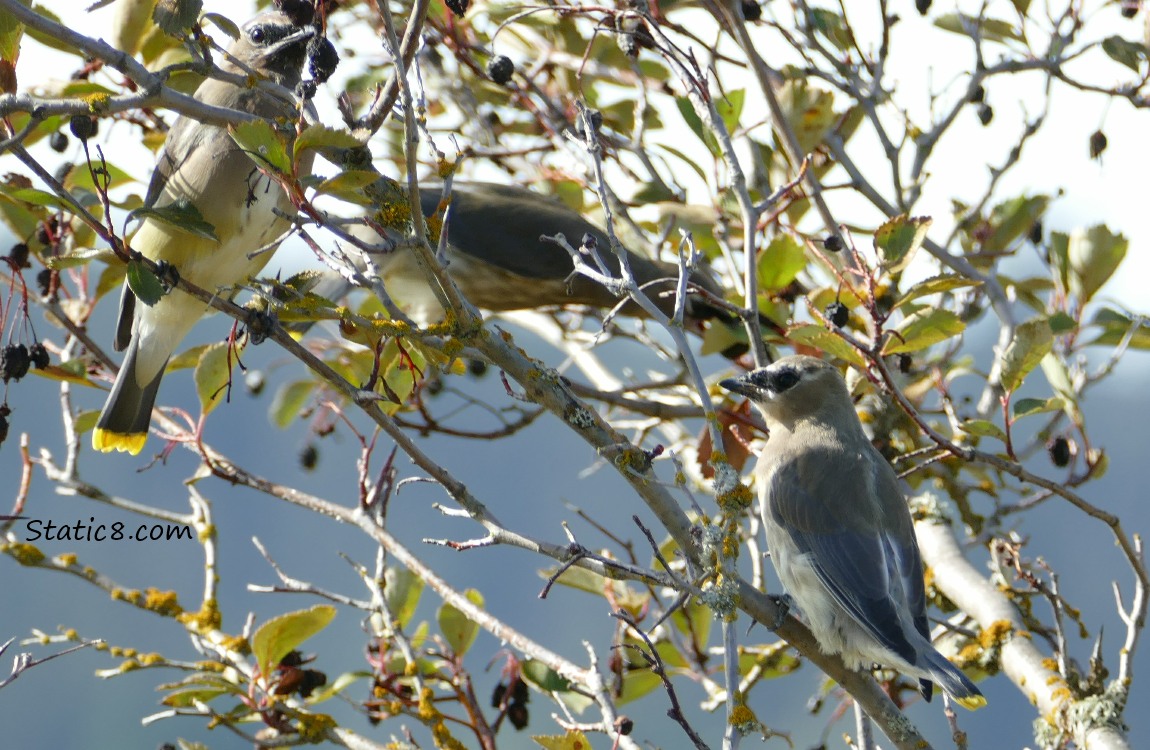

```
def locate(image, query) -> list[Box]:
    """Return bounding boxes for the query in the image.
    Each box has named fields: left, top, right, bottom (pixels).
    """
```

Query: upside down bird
left=94, top=11, right=316, bottom=455
left=720, top=356, right=986, bottom=709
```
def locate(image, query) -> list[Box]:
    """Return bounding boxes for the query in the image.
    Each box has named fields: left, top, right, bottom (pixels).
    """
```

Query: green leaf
left=999, top=318, right=1053, bottom=392
left=776, top=79, right=837, bottom=153
left=200, top=12, right=239, bottom=41
left=1047, top=310, right=1077, bottom=335
left=193, top=341, right=232, bottom=416
left=674, top=96, right=709, bottom=151
left=809, top=8, right=852, bottom=50
left=111, top=0, right=161, bottom=56
left=153, top=0, right=202, bottom=37
left=616, top=669, right=663, bottom=705
left=893, top=274, right=982, bottom=310
left=294, top=123, right=362, bottom=159
left=1088, top=307, right=1150, bottom=350
left=384, top=567, right=423, bottom=628
left=45, top=247, right=108, bottom=270
left=313, top=171, right=381, bottom=205
left=716, top=88, right=745, bottom=137
left=1013, top=396, right=1065, bottom=419
left=437, top=589, right=483, bottom=657
left=960, top=419, right=1006, bottom=441
left=269, top=380, right=313, bottom=429
left=522, top=660, right=572, bottom=693
left=787, top=324, right=865, bottom=366
left=230, top=119, right=292, bottom=174
left=1101, top=36, right=1147, bottom=73
left=1067, top=225, right=1127, bottom=302
left=126, top=258, right=165, bottom=306
left=701, top=317, right=748, bottom=357
left=251, top=605, right=337, bottom=679
left=757, top=234, right=807, bottom=290
left=0, top=1, right=25, bottom=94
left=934, top=13, right=1022, bottom=44
left=981, top=195, right=1047, bottom=254
left=883, top=309, right=965, bottom=354
left=129, top=198, right=218, bottom=241
left=874, top=214, right=931, bottom=273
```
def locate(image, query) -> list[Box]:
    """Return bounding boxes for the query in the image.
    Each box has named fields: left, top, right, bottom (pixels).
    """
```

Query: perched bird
left=339, top=182, right=738, bottom=335
left=94, top=11, right=316, bottom=455
left=720, top=356, right=986, bottom=709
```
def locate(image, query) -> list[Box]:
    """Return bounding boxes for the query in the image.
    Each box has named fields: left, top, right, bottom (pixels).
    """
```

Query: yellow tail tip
left=956, top=694, right=988, bottom=710
left=92, top=429, right=147, bottom=455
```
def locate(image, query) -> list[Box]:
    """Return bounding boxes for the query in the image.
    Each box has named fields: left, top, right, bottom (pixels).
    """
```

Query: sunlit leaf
left=437, top=589, right=483, bottom=657
left=757, top=234, right=807, bottom=291
left=788, top=324, right=865, bottom=366
left=269, top=380, right=313, bottom=429
left=874, top=214, right=931, bottom=273
left=1101, top=36, right=1148, bottom=73
left=882, top=309, right=965, bottom=354
left=384, top=567, right=423, bottom=628
left=126, top=258, right=165, bottom=305
left=193, top=341, right=233, bottom=416
left=999, top=318, right=1053, bottom=392
left=230, top=119, right=292, bottom=174
left=129, top=198, right=218, bottom=241
left=251, top=605, right=336, bottom=679
left=1067, top=225, right=1127, bottom=302
left=893, top=275, right=982, bottom=310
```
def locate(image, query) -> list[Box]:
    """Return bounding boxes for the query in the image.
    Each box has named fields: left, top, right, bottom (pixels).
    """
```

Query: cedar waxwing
left=336, top=182, right=737, bottom=334
left=720, top=355, right=986, bottom=710
left=93, top=11, right=316, bottom=455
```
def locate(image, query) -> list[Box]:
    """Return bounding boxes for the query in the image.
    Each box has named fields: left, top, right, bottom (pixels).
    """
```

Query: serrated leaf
left=999, top=318, right=1053, bottom=392
left=314, top=170, right=382, bottom=205
left=45, top=247, right=108, bottom=270
left=893, top=275, right=982, bottom=309
left=384, top=567, right=423, bottom=628
left=153, top=0, right=202, bottom=37
left=883, top=308, right=965, bottom=354
left=2, top=185, right=70, bottom=210
left=532, top=731, right=591, bottom=750
left=437, top=589, right=483, bottom=657
left=294, top=123, right=362, bottom=159
left=1067, top=225, right=1127, bottom=302
left=269, top=380, right=313, bottom=429
left=1101, top=36, right=1147, bottom=73
left=126, top=258, right=165, bottom=305
left=874, top=214, right=931, bottom=273
left=934, top=13, right=1022, bottom=44
left=129, top=198, right=218, bottom=241
left=960, top=419, right=1006, bottom=440
left=251, top=605, right=336, bottom=679
left=230, top=119, right=291, bottom=174
left=1087, top=307, right=1150, bottom=350
left=200, top=12, right=239, bottom=41
left=982, top=195, right=1047, bottom=254
left=193, top=341, right=232, bottom=416
left=757, top=234, right=807, bottom=290
left=1013, top=396, right=1064, bottom=419
left=788, top=324, right=865, bottom=365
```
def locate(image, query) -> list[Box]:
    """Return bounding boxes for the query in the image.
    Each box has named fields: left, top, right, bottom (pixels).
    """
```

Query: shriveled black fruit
left=823, top=234, right=843, bottom=252
left=825, top=301, right=849, bottom=328
left=977, top=103, right=993, bottom=126
left=68, top=114, right=98, bottom=142
left=1089, top=129, right=1107, bottom=160
left=486, top=55, right=514, bottom=85
left=741, top=1, right=762, bottom=21
left=49, top=131, right=69, bottom=152
left=1048, top=436, right=1071, bottom=467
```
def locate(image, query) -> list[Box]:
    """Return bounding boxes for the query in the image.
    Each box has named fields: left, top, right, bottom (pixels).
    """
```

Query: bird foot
left=766, top=593, right=792, bottom=631
left=243, top=308, right=277, bottom=345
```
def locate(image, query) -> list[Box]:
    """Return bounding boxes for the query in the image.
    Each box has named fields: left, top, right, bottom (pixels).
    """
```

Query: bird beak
left=719, top=375, right=758, bottom=399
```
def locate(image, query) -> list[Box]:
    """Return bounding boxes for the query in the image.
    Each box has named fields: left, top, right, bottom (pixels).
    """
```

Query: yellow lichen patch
left=56, top=552, right=78, bottom=566
left=716, top=483, right=754, bottom=512
left=83, top=93, right=111, bottom=112
left=177, top=599, right=222, bottom=632
left=144, top=588, right=183, bottom=617
left=218, top=634, right=250, bottom=655
left=980, top=619, right=1015, bottom=648
left=296, top=712, right=337, bottom=743
left=4, top=542, right=45, bottom=566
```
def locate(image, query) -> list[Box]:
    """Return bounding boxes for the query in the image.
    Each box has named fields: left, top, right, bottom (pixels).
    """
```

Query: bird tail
left=93, top=338, right=165, bottom=455
left=922, top=649, right=987, bottom=710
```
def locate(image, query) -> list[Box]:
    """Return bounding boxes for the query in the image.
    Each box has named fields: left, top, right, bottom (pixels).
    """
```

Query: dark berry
left=507, top=701, right=529, bottom=730
left=614, top=715, right=634, bottom=736
left=968, top=84, right=985, bottom=104
left=7, top=243, right=30, bottom=268
left=915, top=0, right=931, bottom=14
left=49, top=131, right=69, bottom=152
left=299, top=443, right=319, bottom=470
left=823, top=234, right=843, bottom=252
left=825, top=301, right=849, bottom=328
left=1028, top=219, right=1043, bottom=245
left=445, top=0, right=470, bottom=16
left=1048, top=437, right=1071, bottom=467
left=897, top=353, right=912, bottom=373
left=976, top=103, right=993, bottom=126
left=1089, top=129, right=1107, bottom=160
left=1, top=344, right=31, bottom=382
left=491, top=682, right=508, bottom=708
left=0, top=412, right=8, bottom=447
left=36, top=269, right=52, bottom=297
left=306, top=36, right=339, bottom=84
left=467, top=358, right=488, bottom=378
left=1121, top=2, right=1138, bottom=18
left=486, top=55, right=514, bottom=85
left=741, top=0, right=762, bottom=21
left=35, top=224, right=51, bottom=246
left=68, top=114, right=98, bottom=142
left=29, top=342, right=49, bottom=369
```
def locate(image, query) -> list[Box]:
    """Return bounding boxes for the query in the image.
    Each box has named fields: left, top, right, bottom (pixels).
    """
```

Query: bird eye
left=249, top=27, right=266, bottom=44
left=771, top=369, right=800, bottom=392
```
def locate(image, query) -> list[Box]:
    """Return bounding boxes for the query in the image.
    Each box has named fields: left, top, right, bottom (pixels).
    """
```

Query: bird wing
left=766, top=444, right=922, bottom=664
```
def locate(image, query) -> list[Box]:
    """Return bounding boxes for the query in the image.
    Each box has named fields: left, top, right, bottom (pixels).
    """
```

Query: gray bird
left=338, top=182, right=741, bottom=337
left=94, top=11, right=316, bottom=455
left=720, top=355, right=986, bottom=709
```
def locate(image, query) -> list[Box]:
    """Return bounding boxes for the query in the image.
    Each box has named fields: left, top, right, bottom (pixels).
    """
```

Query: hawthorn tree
left=1, top=0, right=1147, bottom=749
